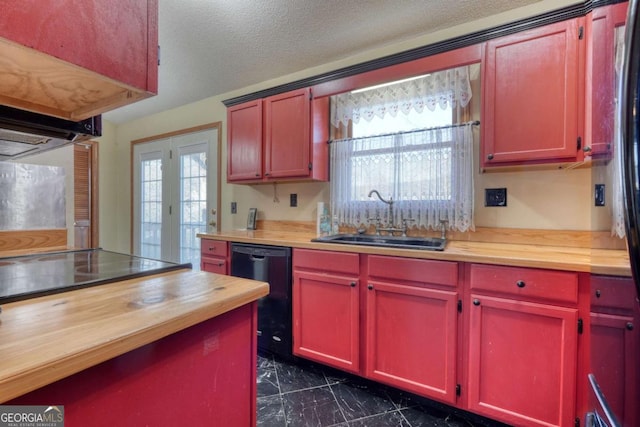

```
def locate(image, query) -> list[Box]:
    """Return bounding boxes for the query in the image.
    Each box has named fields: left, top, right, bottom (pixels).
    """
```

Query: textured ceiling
left=104, top=0, right=548, bottom=124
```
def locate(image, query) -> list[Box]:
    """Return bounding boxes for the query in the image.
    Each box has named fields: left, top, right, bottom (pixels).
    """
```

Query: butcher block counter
left=0, top=269, right=269, bottom=426
left=197, top=228, right=632, bottom=277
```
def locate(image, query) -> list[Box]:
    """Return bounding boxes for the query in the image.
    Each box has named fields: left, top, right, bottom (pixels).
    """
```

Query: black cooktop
left=0, top=249, right=191, bottom=305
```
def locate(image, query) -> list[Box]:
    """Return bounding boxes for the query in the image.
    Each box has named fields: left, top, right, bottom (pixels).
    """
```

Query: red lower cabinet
left=365, top=280, right=458, bottom=404
left=590, top=275, right=640, bottom=427
left=467, top=295, right=578, bottom=427
left=292, top=249, right=360, bottom=373
left=467, top=264, right=579, bottom=427
left=200, top=239, right=228, bottom=274
left=9, top=303, right=258, bottom=426
left=364, top=255, right=459, bottom=404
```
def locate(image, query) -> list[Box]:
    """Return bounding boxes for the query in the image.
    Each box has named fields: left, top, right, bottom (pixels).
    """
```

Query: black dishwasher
left=230, top=243, right=292, bottom=359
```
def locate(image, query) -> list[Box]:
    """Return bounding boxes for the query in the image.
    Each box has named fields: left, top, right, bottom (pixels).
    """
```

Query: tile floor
left=257, top=353, right=510, bottom=427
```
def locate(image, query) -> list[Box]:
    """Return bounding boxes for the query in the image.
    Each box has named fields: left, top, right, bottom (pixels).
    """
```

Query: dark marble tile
left=257, top=395, right=286, bottom=427
left=258, top=353, right=275, bottom=370
left=330, top=380, right=397, bottom=421
left=346, top=410, right=410, bottom=426
left=275, top=360, right=328, bottom=393
left=257, top=366, right=280, bottom=397
left=282, top=386, right=347, bottom=427
left=400, top=406, right=456, bottom=427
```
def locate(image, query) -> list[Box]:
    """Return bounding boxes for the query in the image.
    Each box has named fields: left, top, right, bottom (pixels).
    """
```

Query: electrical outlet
left=290, top=193, right=297, bottom=207
left=485, top=188, right=507, bottom=207
left=595, top=184, right=605, bottom=206
left=231, top=202, right=237, bottom=214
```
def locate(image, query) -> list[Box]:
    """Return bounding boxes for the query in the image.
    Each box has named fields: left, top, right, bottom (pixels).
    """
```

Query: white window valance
left=331, top=66, right=473, bottom=127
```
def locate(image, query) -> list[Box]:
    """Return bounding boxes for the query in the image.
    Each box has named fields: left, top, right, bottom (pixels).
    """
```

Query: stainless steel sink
left=311, top=234, right=446, bottom=251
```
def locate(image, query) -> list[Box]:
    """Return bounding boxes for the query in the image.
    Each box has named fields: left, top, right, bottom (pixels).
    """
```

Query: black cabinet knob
left=595, top=289, right=601, bottom=298
left=367, top=284, right=373, bottom=290
left=350, top=282, right=356, bottom=287
left=516, top=280, right=526, bottom=288
left=473, top=299, right=480, bottom=306
left=487, top=154, right=494, bottom=160
left=627, top=322, right=634, bottom=331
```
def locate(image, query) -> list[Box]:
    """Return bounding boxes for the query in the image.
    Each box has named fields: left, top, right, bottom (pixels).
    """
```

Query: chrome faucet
left=368, top=189, right=406, bottom=236
left=368, top=189, right=394, bottom=223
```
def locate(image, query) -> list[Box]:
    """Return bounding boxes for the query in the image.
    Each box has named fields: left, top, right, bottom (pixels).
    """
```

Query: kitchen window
left=329, top=65, right=477, bottom=232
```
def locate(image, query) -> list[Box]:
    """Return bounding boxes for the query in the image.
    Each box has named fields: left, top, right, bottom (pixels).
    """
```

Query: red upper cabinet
left=585, top=2, right=628, bottom=158
left=226, top=88, right=329, bottom=184
left=264, top=89, right=311, bottom=178
left=0, top=0, right=158, bottom=120
left=482, top=19, right=584, bottom=167
left=227, top=100, right=263, bottom=181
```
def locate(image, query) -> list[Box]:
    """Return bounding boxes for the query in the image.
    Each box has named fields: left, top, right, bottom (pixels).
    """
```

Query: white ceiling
left=103, top=0, right=549, bottom=125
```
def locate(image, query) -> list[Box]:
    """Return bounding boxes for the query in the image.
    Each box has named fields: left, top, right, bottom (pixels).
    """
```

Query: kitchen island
left=0, top=269, right=269, bottom=426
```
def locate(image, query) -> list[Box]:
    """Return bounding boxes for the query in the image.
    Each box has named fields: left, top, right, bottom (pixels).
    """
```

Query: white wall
left=101, top=0, right=593, bottom=251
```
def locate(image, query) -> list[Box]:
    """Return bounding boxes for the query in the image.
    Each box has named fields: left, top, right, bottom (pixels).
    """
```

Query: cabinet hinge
left=578, top=318, right=583, bottom=334
left=308, top=162, right=313, bottom=171
left=455, top=384, right=461, bottom=396
left=578, top=26, right=584, bottom=40
left=577, top=136, right=582, bottom=151
left=575, top=417, right=580, bottom=427
left=457, top=300, right=462, bottom=313
left=169, top=205, right=172, bottom=215
left=158, top=45, right=161, bottom=65
left=169, top=149, right=173, bottom=159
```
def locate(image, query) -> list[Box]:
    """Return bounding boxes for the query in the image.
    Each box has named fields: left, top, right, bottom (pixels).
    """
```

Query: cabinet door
left=468, top=295, right=578, bottom=427
left=227, top=100, right=263, bottom=181
left=365, top=281, right=458, bottom=404
left=292, top=270, right=359, bottom=373
left=586, top=3, right=628, bottom=158
left=482, top=19, right=582, bottom=166
left=0, top=0, right=158, bottom=120
left=264, top=88, right=311, bottom=179
left=591, top=312, right=638, bottom=427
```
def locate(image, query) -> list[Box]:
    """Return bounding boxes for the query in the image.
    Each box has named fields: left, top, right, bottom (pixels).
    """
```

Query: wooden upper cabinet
left=0, top=0, right=158, bottom=121
left=585, top=2, right=629, bottom=158
left=264, top=89, right=311, bottom=178
left=227, top=88, right=329, bottom=184
left=482, top=19, right=583, bottom=167
left=227, top=100, right=263, bottom=181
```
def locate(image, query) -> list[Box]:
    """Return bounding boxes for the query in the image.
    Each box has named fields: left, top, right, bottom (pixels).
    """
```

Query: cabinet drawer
left=591, top=275, right=637, bottom=311
left=201, top=257, right=227, bottom=275
left=469, top=264, right=578, bottom=304
left=201, top=240, right=228, bottom=257
left=293, top=249, right=359, bottom=275
left=368, top=255, right=457, bottom=287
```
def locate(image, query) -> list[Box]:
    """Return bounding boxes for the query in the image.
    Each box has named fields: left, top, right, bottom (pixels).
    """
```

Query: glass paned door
left=140, top=154, right=163, bottom=259
left=176, top=145, right=208, bottom=268
left=133, top=128, right=219, bottom=269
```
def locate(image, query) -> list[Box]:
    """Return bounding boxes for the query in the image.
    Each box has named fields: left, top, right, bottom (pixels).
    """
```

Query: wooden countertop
left=197, top=229, right=632, bottom=277
left=0, top=269, right=269, bottom=403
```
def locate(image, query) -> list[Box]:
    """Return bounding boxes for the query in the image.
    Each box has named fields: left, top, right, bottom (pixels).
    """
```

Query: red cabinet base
left=9, top=303, right=258, bottom=427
